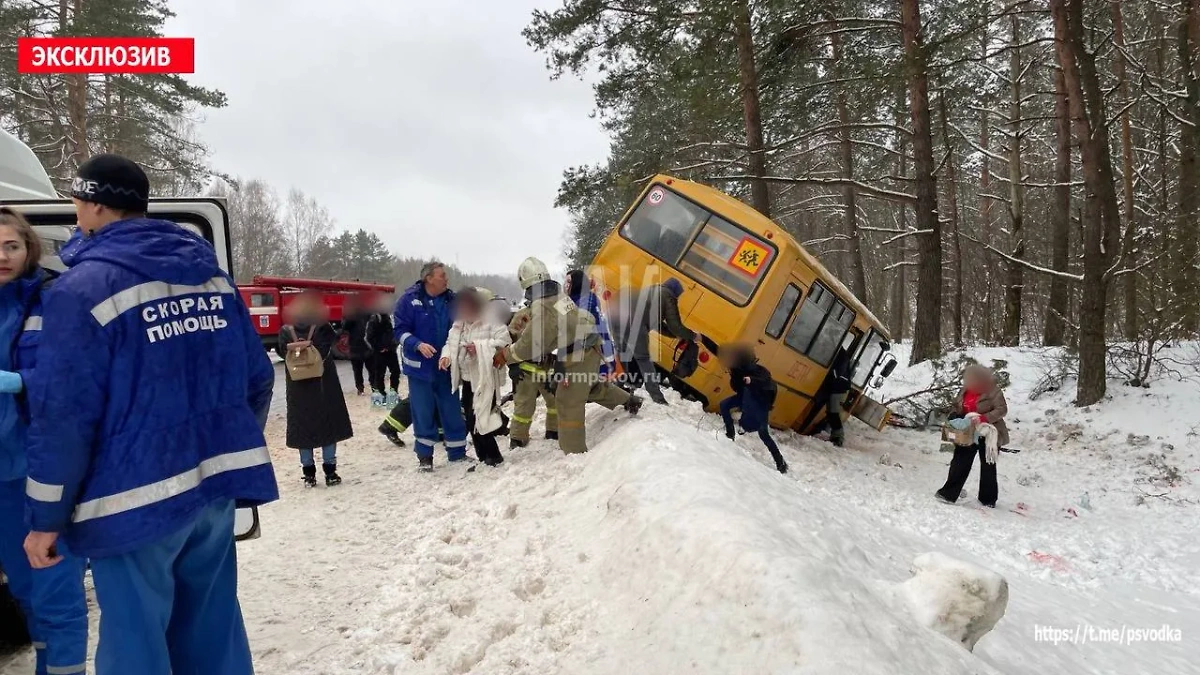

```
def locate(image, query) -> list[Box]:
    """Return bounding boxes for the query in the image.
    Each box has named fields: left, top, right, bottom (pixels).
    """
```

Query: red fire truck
left=238, top=276, right=396, bottom=357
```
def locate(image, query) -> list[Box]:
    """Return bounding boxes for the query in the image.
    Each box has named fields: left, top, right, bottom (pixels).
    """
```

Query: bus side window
left=783, top=282, right=857, bottom=367
left=766, top=284, right=802, bottom=339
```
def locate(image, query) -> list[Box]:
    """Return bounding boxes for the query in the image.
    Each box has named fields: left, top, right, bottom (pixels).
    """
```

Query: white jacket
left=442, top=319, right=511, bottom=435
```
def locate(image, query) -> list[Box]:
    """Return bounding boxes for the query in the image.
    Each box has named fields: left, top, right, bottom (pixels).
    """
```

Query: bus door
left=758, top=276, right=810, bottom=428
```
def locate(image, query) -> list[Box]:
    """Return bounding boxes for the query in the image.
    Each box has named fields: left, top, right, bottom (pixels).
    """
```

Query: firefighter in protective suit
left=507, top=302, right=559, bottom=448
left=501, top=257, right=642, bottom=454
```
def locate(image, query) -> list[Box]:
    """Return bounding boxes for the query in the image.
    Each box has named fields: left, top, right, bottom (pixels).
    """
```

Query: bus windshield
left=619, top=184, right=777, bottom=305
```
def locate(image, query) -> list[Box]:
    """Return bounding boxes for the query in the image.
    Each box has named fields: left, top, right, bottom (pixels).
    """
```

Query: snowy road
left=3, top=349, right=1198, bottom=674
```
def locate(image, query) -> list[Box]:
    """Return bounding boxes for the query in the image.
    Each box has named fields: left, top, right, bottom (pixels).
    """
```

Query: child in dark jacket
left=719, top=344, right=788, bottom=474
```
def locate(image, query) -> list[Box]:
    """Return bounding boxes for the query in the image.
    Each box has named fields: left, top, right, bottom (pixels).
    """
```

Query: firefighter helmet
left=517, top=256, right=551, bottom=290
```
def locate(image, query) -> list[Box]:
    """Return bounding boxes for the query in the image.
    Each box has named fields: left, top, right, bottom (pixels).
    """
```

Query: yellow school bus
left=589, top=175, right=898, bottom=433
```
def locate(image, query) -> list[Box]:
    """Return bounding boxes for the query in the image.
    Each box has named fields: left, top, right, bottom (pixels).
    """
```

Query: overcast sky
left=165, top=0, right=608, bottom=277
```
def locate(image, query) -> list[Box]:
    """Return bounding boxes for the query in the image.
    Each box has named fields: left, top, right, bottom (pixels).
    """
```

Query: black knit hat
left=71, top=154, right=150, bottom=213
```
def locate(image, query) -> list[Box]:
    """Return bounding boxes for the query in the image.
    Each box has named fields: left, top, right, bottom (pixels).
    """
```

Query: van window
left=249, top=293, right=276, bottom=308
left=766, top=284, right=801, bottom=339
left=619, top=186, right=708, bottom=265
left=784, top=282, right=857, bottom=367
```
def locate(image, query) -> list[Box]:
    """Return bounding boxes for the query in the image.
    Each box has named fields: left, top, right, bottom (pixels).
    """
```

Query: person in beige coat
left=936, top=364, right=1009, bottom=507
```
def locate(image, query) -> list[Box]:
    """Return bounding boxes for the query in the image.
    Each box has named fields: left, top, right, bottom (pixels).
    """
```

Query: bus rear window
left=679, top=215, right=774, bottom=305
left=618, top=184, right=777, bottom=306
left=619, top=186, right=708, bottom=265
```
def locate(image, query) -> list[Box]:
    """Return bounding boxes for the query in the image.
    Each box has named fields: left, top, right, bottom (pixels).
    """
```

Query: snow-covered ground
left=3, top=347, right=1198, bottom=674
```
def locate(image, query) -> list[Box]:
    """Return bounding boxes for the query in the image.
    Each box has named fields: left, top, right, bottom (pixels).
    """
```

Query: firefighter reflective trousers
left=555, top=349, right=631, bottom=454
left=510, top=363, right=557, bottom=442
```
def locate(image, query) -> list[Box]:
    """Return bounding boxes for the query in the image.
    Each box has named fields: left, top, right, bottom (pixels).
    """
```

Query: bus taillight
left=698, top=351, right=710, bottom=364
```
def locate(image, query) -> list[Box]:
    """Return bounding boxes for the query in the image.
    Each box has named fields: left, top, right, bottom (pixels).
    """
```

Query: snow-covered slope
left=3, top=347, right=1197, bottom=674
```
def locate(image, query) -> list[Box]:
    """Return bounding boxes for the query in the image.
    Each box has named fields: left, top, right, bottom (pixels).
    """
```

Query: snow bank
left=901, top=552, right=1008, bottom=651
left=549, top=419, right=1003, bottom=674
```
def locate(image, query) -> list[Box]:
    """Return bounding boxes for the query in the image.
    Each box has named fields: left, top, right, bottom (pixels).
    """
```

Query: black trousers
left=461, top=381, right=503, bottom=465
left=937, top=441, right=998, bottom=506
left=369, top=351, right=401, bottom=393
left=351, top=357, right=368, bottom=393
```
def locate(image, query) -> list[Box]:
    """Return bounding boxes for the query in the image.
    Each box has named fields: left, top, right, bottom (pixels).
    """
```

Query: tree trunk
left=1002, top=13, right=1025, bottom=346
left=1045, top=63, right=1072, bottom=347
left=733, top=0, right=770, bottom=217
left=64, top=0, right=88, bottom=167
left=1112, top=0, right=1140, bottom=341
left=831, top=24, right=867, bottom=300
left=938, top=89, right=963, bottom=346
left=903, top=0, right=942, bottom=364
left=1052, top=0, right=1123, bottom=406
left=978, top=32, right=995, bottom=344
left=1177, top=0, right=1200, bottom=333
left=890, top=87, right=909, bottom=341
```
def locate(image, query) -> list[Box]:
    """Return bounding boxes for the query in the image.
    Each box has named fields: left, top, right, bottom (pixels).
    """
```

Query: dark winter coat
left=280, top=321, right=353, bottom=449
left=729, top=353, right=777, bottom=429
left=827, top=347, right=852, bottom=395
left=952, top=385, right=1010, bottom=447
left=365, top=312, right=397, bottom=354
left=341, top=310, right=371, bottom=360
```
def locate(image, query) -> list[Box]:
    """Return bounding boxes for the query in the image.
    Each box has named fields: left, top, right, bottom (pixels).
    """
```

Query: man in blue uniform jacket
left=21, top=154, right=277, bottom=675
left=393, top=260, right=468, bottom=472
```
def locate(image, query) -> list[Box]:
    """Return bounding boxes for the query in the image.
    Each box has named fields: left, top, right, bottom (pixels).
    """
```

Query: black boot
left=322, top=463, right=341, bottom=486
left=378, top=422, right=406, bottom=447
left=418, top=456, right=433, bottom=473
left=510, top=438, right=528, bottom=449
left=650, top=391, right=669, bottom=405
left=624, top=395, right=644, bottom=416
left=545, top=430, right=559, bottom=441
left=302, top=465, right=317, bottom=488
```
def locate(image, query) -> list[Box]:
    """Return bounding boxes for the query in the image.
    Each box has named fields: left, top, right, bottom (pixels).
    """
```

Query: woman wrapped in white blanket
left=440, top=287, right=511, bottom=466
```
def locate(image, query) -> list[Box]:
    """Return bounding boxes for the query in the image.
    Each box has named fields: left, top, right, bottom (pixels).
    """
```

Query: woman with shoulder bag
left=280, top=292, right=353, bottom=487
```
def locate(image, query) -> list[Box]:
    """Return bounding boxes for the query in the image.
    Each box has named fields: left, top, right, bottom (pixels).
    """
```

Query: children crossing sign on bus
left=730, top=237, right=770, bottom=277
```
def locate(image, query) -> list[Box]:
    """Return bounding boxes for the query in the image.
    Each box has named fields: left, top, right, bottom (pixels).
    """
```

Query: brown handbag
left=285, top=326, right=325, bottom=381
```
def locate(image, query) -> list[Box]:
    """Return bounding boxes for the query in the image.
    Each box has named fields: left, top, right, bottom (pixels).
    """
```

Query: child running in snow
left=439, top=287, right=512, bottom=467
left=718, top=344, right=788, bottom=474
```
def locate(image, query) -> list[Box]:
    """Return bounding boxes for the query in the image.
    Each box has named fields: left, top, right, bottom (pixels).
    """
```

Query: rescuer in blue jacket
left=393, top=260, right=469, bottom=472
left=21, top=155, right=278, bottom=675
left=0, top=208, right=88, bottom=675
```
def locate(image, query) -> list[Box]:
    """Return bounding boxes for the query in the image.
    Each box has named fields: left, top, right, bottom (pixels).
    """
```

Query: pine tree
left=0, top=0, right=226, bottom=191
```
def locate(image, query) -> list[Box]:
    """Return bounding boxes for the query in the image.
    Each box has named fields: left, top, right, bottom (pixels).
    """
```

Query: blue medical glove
left=0, top=370, right=23, bottom=394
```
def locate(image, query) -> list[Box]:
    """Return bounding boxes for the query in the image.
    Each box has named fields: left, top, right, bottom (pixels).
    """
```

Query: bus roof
left=0, top=128, right=58, bottom=200
left=651, top=174, right=891, bottom=342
